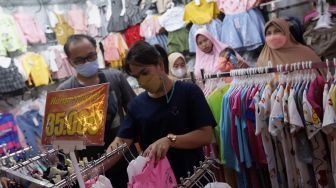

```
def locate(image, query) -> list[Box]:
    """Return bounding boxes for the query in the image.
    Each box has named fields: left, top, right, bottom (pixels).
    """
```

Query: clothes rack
left=55, top=143, right=129, bottom=188
left=10, top=149, right=57, bottom=171
left=178, top=158, right=220, bottom=188
left=201, top=61, right=333, bottom=82
left=0, top=146, right=32, bottom=162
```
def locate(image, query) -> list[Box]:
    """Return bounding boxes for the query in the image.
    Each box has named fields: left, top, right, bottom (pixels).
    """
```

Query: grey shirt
left=57, top=69, right=136, bottom=128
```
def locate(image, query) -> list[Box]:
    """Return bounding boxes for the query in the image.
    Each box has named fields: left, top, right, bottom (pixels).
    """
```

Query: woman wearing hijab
left=257, top=18, right=321, bottom=67
left=168, top=52, right=189, bottom=79
left=194, top=29, right=247, bottom=78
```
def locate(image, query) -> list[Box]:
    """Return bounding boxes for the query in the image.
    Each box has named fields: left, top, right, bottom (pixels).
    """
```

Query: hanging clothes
left=0, top=59, right=26, bottom=94
left=20, top=52, right=52, bottom=87
left=145, top=33, right=169, bottom=52
left=140, top=15, right=161, bottom=38
left=0, top=113, right=21, bottom=156
left=158, top=6, right=186, bottom=32
left=48, top=11, right=74, bottom=45
left=167, top=28, right=189, bottom=53
left=220, top=8, right=265, bottom=52
left=0, top=13, right=27, bottom=56
left=183, top=0, right=220, bottom=25
left=102, top=33, right=128, bottom=68
left=13, top=12, right=47, bottom=44
left=67, top=9, right=88, bottom=34
left=86, top=1, right=101, bottom=37
left=124, top=24, right=145, bottom=48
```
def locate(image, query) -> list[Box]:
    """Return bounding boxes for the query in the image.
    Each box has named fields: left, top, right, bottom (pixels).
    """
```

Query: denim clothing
left=16, top=110, right=43, bottom=157
left=220, top=8, right=265, bottom=52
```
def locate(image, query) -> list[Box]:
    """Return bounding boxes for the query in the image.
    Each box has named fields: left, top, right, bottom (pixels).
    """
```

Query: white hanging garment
left=91, top=175, right=113, bottom=188
left=204, top=182, right=231, bottom=188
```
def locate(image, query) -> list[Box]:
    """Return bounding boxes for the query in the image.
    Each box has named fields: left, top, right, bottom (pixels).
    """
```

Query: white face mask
left=171, top=68, right=187, bottom=78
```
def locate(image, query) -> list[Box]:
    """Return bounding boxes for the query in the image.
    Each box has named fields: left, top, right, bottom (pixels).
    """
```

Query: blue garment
left=117, top=81, right=216, bottom=181
left=145, top=33, right=168, bottom=52
left=189, top=19, right=222, bottom=53
left=16, top=110, right=43, bottom=157
left=221, top=86, right=239, bottom=171
left=238, top=86, right=252, bottom=168
left=220, top=8, right=265, bottom=52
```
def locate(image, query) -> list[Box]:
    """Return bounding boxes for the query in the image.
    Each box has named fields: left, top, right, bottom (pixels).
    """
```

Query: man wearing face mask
left=105, top=41, right=216, bottom=183
left=57, top=34, right=136, bottom=188
left=168, top=52, right=189, bottom=80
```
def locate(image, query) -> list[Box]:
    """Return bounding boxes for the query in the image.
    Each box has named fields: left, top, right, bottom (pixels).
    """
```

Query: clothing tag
left=234, top=18, right=241, bottom=29
left=306, top=37, right=312, bottom=45
left=28, top=60, right=34, bottom=65
left=33, top=117, right=39, bottom=127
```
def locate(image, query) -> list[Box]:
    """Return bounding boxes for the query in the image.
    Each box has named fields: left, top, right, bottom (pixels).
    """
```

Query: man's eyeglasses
left=71, top=52, right=98, bottom=65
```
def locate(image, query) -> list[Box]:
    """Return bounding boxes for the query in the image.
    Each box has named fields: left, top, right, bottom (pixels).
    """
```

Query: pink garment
left=304, top=6, right=336, bottom=23
left=216, top=0, right=257, bottom=15
left=85, top=178, right=97, bottom=188
left=140, top=16, right=161, bottom=38
left=13, top=12, right=46, bottom=44
left=128, top=158, right=177, bottom=188
left=103, top=34, right=124, bottom=62
left=67, top=9, right=88, bottom=34
left=52, top=49, right=76, bottom=79
left=194, top=29, right=228, bottom=78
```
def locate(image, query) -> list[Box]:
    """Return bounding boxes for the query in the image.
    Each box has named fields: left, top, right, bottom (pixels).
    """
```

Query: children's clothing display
left=48, top=12, right=74, bottom=45
left=167, top=27, right=189, bottom=53
left=67, top=9, right=88, bottom=34
left=0, top=13, right=27, bottom=56
left=158, top=6, right=186, bottom=32
left=13, top=12, right=46, bottom=44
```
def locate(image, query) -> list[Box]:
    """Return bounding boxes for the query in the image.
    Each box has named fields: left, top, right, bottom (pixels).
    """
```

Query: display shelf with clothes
left=201, top=62, right=336, bottom=188
left=0, top=146, right=32, bottom=168
left=101, top=33, right=129, bottom=68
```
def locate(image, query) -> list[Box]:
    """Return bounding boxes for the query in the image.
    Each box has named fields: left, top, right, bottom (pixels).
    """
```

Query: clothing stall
left=0, top=0, right=336, bottom=187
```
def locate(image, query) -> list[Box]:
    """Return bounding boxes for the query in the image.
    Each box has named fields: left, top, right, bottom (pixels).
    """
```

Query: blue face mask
left=75, top=60, right=99, bottom=77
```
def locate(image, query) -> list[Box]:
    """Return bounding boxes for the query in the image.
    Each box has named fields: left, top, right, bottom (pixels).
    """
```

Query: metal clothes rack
left=200, top=61, right=331, bottom=82
left=0, top=149, right=58, bottom=188
left=178, top=158, right=220, bottom=188
left=0, top=146, right=32, bottom=162
left=10, top=149, right=57, bottom=171
left=55, top=143, right=129, bottom=188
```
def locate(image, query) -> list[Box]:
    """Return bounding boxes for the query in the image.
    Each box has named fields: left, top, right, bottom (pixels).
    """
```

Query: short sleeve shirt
left=117, top=81, right=216, bottom=179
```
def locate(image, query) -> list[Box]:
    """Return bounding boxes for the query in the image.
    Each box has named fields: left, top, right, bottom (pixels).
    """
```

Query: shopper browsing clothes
left=107, top=41, right=216, bottom=182
left=57, top=34, right=136, bottom=188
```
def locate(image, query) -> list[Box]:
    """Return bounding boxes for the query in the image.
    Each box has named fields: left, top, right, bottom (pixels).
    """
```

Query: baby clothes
left=67, top=9, right=87, bottom=34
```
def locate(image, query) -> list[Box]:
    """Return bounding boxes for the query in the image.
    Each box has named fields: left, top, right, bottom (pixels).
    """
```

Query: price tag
left=42, top=83, right=109, bottom=146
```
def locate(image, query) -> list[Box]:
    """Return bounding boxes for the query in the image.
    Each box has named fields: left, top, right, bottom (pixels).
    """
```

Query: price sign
left=42, top=83, right=109, bottom=146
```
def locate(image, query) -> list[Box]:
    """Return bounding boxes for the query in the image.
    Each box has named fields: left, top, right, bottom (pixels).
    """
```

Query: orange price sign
left=42, top=83, right=109, bottom=146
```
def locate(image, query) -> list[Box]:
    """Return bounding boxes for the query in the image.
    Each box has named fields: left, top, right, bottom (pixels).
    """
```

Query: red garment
left=307, top=75, right=325, bottom=120
left=124, top=24, right=144, bottom=48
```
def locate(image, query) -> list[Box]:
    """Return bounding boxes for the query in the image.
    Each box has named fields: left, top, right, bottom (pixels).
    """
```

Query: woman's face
left=196, top=35, right=213, bottom=53
left=265, top=25, right=287, bottom=50
left=171, top=57, right=187, bottom=78
left=173, top=57, right=186, bottom=69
